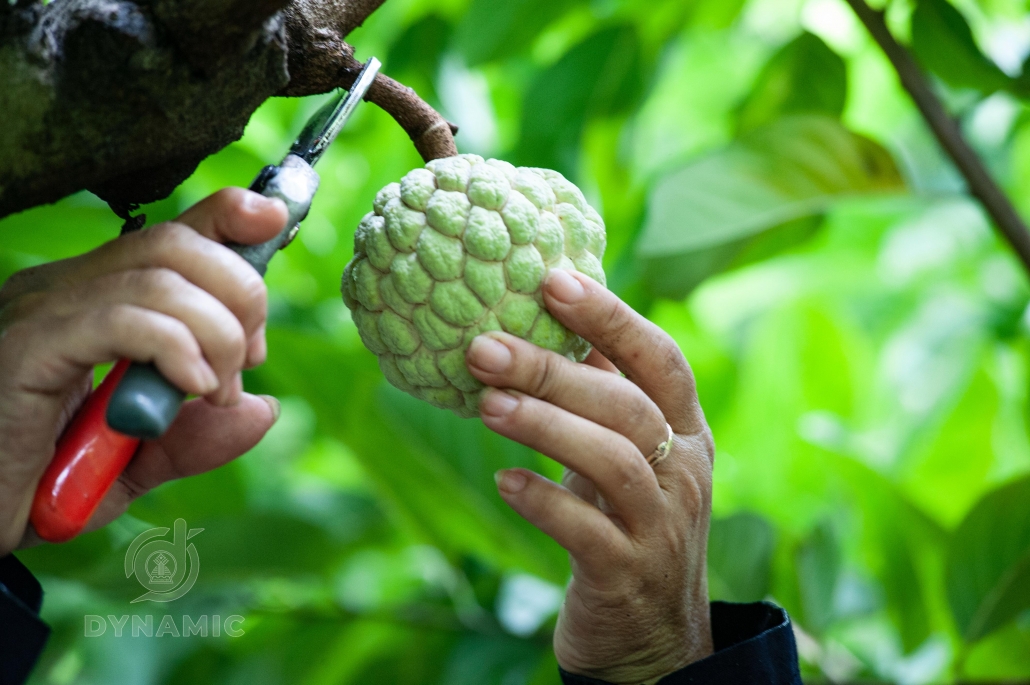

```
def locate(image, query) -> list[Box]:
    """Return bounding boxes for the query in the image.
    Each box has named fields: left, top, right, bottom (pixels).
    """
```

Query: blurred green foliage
left=5, top=0, right=1030, bottom=682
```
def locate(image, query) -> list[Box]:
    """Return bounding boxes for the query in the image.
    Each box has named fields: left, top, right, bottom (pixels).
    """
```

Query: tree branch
left=146, top=0, right=293, bottom=74
left=0, top=0, right=456, bottom=223
left=280, top=0, right=386, bottom=94
left=0, top=0, right=293, bottom=220
left=844, top=0, right=1030, bottom=274
left=282, top=43, right=457, bottom=161
left=278, top=5, right=458, bottom=162
left=361, top=67, right=459, bottom=162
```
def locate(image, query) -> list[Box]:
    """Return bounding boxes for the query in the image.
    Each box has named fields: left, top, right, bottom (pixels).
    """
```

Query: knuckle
left=597, top=533, right=631, bottom=568
left=678, top=473, right=710, bottom=521
left=700, top=428, right=715, bottom=464
left=96, top=303, right=134, bottom=337
left=529, top=351, right=562, bottom=398
left=238, top=273, right=268, bottom=318
left=668, top=447, right=712, bottom=515
left=118, top=267, right=185, bottom=298
left=209, top=188, right=250, bottom=234
left=658, top=526, right=688, bottom=560
left=145, top=222, right=197, bottom=260
left=612, top=449, right=650, bottom=490
left=225, top=272, right=268, bottom=335
left=513, top=398, right=560, bottom=442
left=100, top=306, right=156, bottom=354
left=601, top=300, right=636, bottom=341
left=0, top=317, right=36, bottom=363
left=527, top=398, right=557, bottom=433
left=642, top=335, right=696, bottom=398
left=104, top=305, right=197, bottom=358
left=626, top=391, right=659, bottom=431
left=117, top=472, right=150, bottom=501
left=215, top=187, right=249, bottom=215
left=147, top=266, right=187, bottom=293
left=659, top=341, right=693, bottom=384
left=215, top=318, right=248, bottom=366
left=163, top=318, right=201, bottom=358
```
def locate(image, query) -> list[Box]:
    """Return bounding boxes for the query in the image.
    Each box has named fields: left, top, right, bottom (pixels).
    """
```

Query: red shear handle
left=30, top=360, right=142, bottom=543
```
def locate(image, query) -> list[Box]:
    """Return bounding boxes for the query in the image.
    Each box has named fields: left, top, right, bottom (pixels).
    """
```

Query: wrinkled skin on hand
left=467, top=270, right=715, bottom=684
left=0, top=189, right=285, bottom=555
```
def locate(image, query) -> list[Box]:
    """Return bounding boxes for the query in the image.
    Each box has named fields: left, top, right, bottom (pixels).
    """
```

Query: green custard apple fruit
left=341, top=154, right=607, bottom=418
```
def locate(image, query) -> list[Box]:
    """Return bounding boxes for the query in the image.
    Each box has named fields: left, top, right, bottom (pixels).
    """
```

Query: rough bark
left=281, top=0, right=386, bottom=95
left=0, top=0, right=456, bottom=222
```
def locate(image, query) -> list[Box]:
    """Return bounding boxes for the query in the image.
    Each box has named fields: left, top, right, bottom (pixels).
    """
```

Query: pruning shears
left=30, top=58, right=382, bottom=543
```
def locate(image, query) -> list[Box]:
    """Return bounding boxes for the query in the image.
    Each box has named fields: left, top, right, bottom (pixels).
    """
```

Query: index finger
left=542, top=269, right=706, bottom=436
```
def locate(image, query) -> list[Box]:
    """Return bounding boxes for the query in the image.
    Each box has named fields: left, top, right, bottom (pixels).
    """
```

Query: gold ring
left=647, top=423, right=674, bottom=467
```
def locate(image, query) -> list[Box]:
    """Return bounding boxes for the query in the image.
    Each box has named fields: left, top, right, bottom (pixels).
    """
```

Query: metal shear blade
left=290, top=57, right=382, bottom=167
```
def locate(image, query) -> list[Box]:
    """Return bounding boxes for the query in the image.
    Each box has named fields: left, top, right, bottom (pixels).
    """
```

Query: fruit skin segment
left=342, top=154, right=607, bottom=418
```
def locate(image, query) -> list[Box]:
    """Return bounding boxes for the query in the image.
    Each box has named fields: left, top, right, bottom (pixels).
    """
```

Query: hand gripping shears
left=30, top=58, right=381, bottom=543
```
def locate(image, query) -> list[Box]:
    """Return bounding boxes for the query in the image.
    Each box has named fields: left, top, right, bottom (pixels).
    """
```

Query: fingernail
left=546, top=269, right=585, bottom=303
left=468, top=335, right=512, bottom=373
left=260, top=394, right=281, bottom=423
left=198, top=365, right=219, bottom=395
left=495, top=469, right=527, bottom=494
left=246, top=324, right=267, bottom=368
left=229, top=373, right=243, bottom=405
left=480, top=389, right=519, bottom=417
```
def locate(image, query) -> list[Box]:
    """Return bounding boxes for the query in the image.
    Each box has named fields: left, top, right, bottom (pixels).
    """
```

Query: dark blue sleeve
left=559, top=602, right=802, bottom=685
left=0, top=555, right=50, bottom=685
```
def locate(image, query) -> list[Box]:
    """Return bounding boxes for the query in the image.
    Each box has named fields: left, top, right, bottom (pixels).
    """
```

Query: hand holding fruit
left=468, top=270, right=716, bottom=684
left=344, top=155, right=715, bottom=683
left=0, top=189, right=283, bottom=555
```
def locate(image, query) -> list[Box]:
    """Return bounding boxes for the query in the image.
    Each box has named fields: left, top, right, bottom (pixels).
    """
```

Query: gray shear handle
left=106, top=156, right=321, bottom=439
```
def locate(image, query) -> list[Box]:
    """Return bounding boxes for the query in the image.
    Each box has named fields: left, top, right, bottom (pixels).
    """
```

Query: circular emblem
left=125, top=518, right=203, bottom=603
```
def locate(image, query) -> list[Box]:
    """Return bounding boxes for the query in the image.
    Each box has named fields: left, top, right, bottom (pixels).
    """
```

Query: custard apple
left=341, top=154, right=607, bottom=418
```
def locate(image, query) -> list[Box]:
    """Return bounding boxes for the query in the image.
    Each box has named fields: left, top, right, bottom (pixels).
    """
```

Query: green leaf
left=831, top=455, right=948, bottom=652
left=961, top=620, right=1030, bottom=679
left=300, top=620, right=443, bottom=685
left=946, top=474, right=1030, bottom=643
left=255, top=329, right=569, bottom=584
left=794, top=520, right=841, bottom=634
left=0, top=193, right=119, bottom=260
left=128, top=460, right=249, bottom=523
left=438, top=634, right=548, bottom=685
left=637, top=115, right=905, bottom=298
left=689, top=0, right=749, bottom=30
left=911, top=0, right=1015, bottom=97
left=641, top=214, right=823, bottom=299
left=195, top=513, right=340, bottom=579
left=737, top=32, right=847, bottom=134
left=707, top=512, right=776, bottom=603
left=515, top=25, right=644, bottom=176
left=455, top=0, right=581, bottom=66
left=386, top=15, right=452, bottom=104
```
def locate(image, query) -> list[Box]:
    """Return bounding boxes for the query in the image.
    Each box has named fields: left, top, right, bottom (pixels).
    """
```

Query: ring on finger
left=647, top=423, right=674, bottom=467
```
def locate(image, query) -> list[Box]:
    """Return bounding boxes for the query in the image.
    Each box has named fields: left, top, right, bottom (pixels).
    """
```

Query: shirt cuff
left=0, top=555, right=50, bottom=685
left=559, top=601, right=801, bottom=685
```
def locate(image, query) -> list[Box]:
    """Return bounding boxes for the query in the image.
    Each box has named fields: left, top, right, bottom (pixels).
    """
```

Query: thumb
left=82, top=393, right=280, bottom=532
